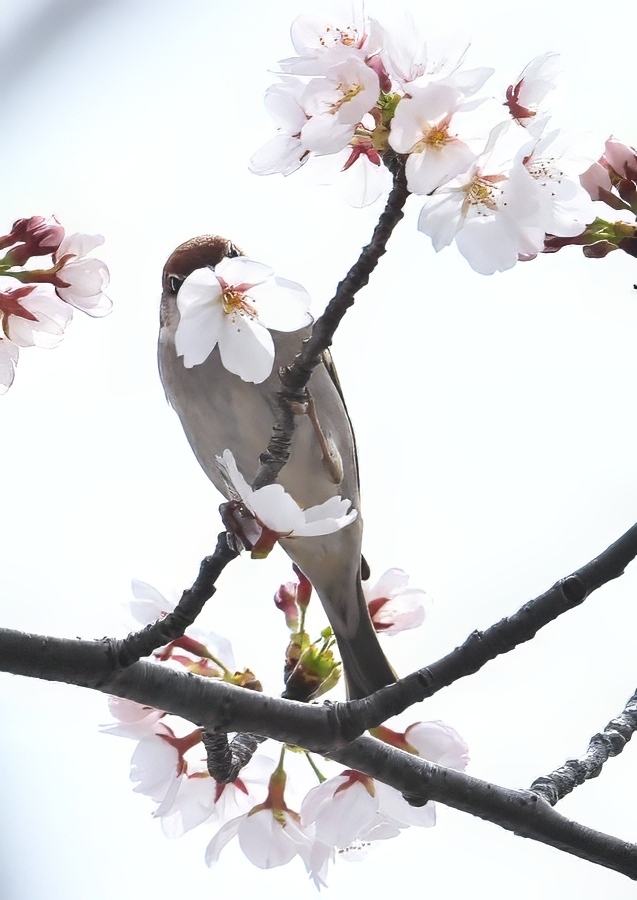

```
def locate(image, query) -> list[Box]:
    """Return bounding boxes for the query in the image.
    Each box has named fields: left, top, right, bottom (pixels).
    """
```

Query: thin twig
left=530, top=688, right=637, bottom=805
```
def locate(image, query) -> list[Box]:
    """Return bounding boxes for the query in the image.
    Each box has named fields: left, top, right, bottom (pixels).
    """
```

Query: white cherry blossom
left=301, top=770, right=378, bottom=846
left=249, top=81, right=309, bottom=176
left=279, top=4, right=383, bottom=75
left=302, top=57, right=380, bottom=129
left=175, top=257, right=311, bottom=382
left=418, top=122, right=546, bottom=274
left=218, top=449, right=358, bottom=544
left=389, top=83, right=480, bottom=195
left=53, top=232, right=111, bottom=317
left=521, top=129, right=600, bottom=237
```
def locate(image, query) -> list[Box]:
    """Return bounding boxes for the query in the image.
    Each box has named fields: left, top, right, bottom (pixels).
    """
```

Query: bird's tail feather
left=332, top=579, right=397, bottom=700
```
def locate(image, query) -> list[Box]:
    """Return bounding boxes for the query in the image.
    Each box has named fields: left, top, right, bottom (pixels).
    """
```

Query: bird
left=158, top=234, right=396, bottom=699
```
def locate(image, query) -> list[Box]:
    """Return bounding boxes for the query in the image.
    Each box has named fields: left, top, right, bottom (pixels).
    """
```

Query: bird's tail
left=330, top=578, right=397, bottom=700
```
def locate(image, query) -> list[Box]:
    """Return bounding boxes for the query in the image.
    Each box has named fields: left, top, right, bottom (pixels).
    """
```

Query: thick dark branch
left=331, top=522, right=637, bottom=729
left=2, top=637, right=636, bottom=880
left=3, top=524, right=637, bottom=740
left=109, top=532, right=239, bottom=668
left=331, top=737, right=637, bottom=880
left=530, top=688, right=637, bottom=805
left=252, top=155, right=409, bottom=489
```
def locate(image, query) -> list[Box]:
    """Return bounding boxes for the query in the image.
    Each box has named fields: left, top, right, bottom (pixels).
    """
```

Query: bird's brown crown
left=162, top=235, right=243, bottom=292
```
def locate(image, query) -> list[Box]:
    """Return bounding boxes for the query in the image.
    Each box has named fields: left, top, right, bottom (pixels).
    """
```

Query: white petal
left=238, top=809, right=300, bottom=869
left=249, top=483, right=306, bottom=533
left=175, top=299, right=225, bottom=368
left=215, top=256, right=273, bottom=285
left=250, top=277, right=312, bottom=332
left=249, top=135, right=306, bottom=176
left=217, top=316, right=275, bottom=383
left=56, top=232, right=104, bottom=261
left=406, top=721, right=470, bottom=770
left=375, top=781, right=436, bottom=827
left=205, top=814, right=246, bottom=865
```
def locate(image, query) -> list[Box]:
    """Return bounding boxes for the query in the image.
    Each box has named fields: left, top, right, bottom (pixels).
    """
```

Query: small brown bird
left=158, top=234, right=396, bottom=699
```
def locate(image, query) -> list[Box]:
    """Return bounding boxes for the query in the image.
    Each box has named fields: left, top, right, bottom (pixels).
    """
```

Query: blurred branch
left=530, top=687, right=637, bottom=805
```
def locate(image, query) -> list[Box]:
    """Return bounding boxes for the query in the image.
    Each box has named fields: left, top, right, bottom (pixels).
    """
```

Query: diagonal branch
left=530, top=687, right=637, bottom=805
left=109, top=532, right=239, bottom=668
left=252, top=154, right=409, bottom=489
left=330, top=522, right=637, bottom=731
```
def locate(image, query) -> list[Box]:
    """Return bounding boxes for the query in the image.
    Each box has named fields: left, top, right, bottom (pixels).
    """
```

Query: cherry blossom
left=53, top=233, right=111, bottom=317
left=100, top=697, right=166, bottom=739
left=417, top=122, right=547, bottom=273
left=0, top=281, right=73, bottom=349
left=175, top=257, right=311, bottom=383
left=0, top=336, right=18, bottom=393
left=363, top=567, right=427, bottom=635
left=205, top=761, right=326, bottom=882
left=504, top=52, right=560, bottom=126
left=218, top=449, right=358, bottom=556
left=520, top=129, right=600, bottom=238
left=389, top=83, right=481, bottom=195
left=279, top=4, right=383, bottom=76
left=249, top=81, right=309, bottom=176
left=301, top=770, right=379, bottom=847
left=303, top=56, right=380, bottom=130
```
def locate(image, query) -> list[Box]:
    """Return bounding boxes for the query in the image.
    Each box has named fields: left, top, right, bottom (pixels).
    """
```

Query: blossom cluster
left=249, top=5, right=607, bottom=274
left=0, top=215, right=110, bottom=393
left=103, top=571, right=439, bottom=885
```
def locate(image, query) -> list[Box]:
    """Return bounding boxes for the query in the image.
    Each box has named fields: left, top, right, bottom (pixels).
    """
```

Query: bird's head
left=160, top=234, right=243, bottom=327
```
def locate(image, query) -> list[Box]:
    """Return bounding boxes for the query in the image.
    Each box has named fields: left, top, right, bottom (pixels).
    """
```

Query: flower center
left=320, top=25, right=361, bottom=49
left=411, top=119, right=452, bottom=154
left=526, top=155, right=564, bottom=188
left=221, top=288, right=258, bottom=321
left=462, top=173, right=507, bottom=215
left=331, top=80, right=364, bottom=114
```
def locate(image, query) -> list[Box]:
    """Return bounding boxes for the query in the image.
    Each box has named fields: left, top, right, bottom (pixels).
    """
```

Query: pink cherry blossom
left=53, top=232, right=111, bottom=317
left=0, top=215, right=65, bottom=266
left=363, top=567, right=427, bottom=635
left=0, top=281, right=73, bottom=349
left=504, top=52, right=560, bottom=126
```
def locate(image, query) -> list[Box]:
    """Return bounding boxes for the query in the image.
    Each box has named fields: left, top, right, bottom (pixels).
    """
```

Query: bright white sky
left=1, top=0, right=637, bottom=897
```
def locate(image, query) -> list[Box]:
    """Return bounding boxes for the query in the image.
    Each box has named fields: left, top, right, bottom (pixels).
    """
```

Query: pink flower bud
left=2, top=216, right=65, bottom=266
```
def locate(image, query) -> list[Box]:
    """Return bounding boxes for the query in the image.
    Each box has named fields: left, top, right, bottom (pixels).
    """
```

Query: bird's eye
left=226, top=242, right=241, bottom=258
left=168, top=274, right=185, bottom=293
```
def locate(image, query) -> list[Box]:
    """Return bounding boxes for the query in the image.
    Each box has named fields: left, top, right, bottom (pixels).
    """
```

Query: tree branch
left=530, top=687, right=637, bottom=805
left=252, top=155, right=409, bottom=489
left=2, top=631, right=636, bottom=880
left=110, top=532, right=239, bottom=667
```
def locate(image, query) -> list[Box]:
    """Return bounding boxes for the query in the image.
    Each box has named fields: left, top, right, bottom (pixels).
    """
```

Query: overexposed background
left=1, top=0, right=636, bottom=897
